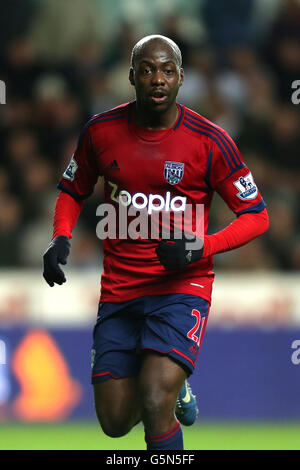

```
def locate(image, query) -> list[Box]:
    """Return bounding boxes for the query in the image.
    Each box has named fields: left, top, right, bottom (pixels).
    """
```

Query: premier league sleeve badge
left=63, top=155, right=78, bottom=182
left=233, top=172, right=258, bottom=200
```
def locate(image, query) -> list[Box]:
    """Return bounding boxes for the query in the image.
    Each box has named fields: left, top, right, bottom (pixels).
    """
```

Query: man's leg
left=138, top=351, right=187, bottom=450
left=91, top=299, right=144, bottom=438
left=93, top=351, right=187, bottom=449
left=93, top=377, right=141, bottom=438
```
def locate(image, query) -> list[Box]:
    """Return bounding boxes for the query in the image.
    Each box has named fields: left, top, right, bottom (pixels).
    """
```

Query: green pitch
left=1, top=422, right=300, bottom=450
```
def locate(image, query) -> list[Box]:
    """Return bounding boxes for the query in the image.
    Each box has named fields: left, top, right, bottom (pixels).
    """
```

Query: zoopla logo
left=0, top=80, right=6, bottom=104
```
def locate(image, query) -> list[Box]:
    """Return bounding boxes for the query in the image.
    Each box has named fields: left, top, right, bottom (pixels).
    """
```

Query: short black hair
left=131, top=35, right=182, bottom=69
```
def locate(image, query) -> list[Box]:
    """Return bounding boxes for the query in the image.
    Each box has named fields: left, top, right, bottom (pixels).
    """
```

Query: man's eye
left=143, top=68, right=151, bottom=74
left=165, top=69, right=174, bottom=74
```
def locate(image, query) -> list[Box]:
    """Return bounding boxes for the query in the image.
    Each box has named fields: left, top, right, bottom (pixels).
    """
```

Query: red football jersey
left=58, top=101, right=266, bottom=303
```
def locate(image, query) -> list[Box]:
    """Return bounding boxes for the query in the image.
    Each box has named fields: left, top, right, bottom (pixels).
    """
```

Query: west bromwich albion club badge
left=164, top=161, right=184, bottom=185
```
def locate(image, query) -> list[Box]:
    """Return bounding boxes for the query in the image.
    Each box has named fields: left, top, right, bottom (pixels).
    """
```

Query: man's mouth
left=149, top=91, right=168, bottom=104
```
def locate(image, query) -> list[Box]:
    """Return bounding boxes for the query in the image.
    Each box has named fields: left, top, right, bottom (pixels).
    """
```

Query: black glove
left=43, top=235, right=71, bottom=286
left=156, top=236, right=204, bottom=270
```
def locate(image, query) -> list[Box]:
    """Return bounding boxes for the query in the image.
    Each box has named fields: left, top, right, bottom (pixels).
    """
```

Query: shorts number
left=187, top=309, right=205, bottom=346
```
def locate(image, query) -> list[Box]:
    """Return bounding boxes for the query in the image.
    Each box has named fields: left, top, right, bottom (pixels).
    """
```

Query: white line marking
left=190, top=283, right=204, bottom=288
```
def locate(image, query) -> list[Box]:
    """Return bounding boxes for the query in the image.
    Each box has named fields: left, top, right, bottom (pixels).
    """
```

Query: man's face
left=129, top=43, right=184, bottom=113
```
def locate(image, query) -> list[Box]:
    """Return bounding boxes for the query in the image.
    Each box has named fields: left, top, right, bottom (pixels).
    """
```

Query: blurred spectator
left=2, top=37, right=44, bottom=100
left=21, top=158, right=56, bottom=220
left=160, top=13, right=196, bottom=62
left=4, top=129, right=41, bottom=201
left=70, top=230, right=103, bottom=269
left=1, top=99, right=34, bottom=129
left=240, top=104, right=299, bottom=194
left=214, top=238, right=277, bottom=271
left=33, top=75, right=83, bottom=161
left=29, top=0, right=103, bottom=64
left=290, top=238, right=300, bottom=270
left=19, top=194, right=57, bottom=267
left=0, top=194, right=22, bottom=266
left=178, top=46, right=214, bottom=109
left=215, top=46, right=260, bottom=109
left=264, top=0, right=300, bottom=101
left=86, top=72, right=118, bottom=116
left=105, top=22, right=139, bottom=103
left=94, top=0, right=203, bottom=48
left=6, top=129, right=39, bottom=167
left=0, top=168, right=10, bottom=195
left=201, top=0, right=257, bottom=64
left=0, top=0, right=37, bottom=63
left=261, top=197, right=298, bottom=270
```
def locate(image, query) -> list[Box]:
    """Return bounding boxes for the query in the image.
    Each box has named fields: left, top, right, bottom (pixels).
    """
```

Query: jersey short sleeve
left=58, top=124, right=99, bottom=200
left=209, top=132, right=266, bottom=216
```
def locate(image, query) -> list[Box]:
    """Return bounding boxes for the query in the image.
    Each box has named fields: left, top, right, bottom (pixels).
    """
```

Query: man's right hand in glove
left=43, top=235, right=71, bottom=287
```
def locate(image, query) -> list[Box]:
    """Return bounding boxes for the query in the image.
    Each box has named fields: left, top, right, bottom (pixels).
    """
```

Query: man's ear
left=179, top=67, right=184, bottom=87
left=129, top=67, right=135, bottom=86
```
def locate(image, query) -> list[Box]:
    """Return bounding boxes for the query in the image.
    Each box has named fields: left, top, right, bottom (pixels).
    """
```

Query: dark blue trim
left=89, top=133, right=95, bottom=154
left=183, top=121, right=234, bottom=171
left=88, top=115, right=126, bottom=128
left=220, top=163, right=247, bottom=181
left=173, top=104, right=184, bottom=131
left=185, top=116, right=240, bottom=169
left=235, top=199, right=266, bottom=216
left=85, top=109, right=126, bottom=128
left=186, top=111, right=243, bottom=167
left=91, top=110, right=125, bottom=120
left=91, top=107, right=127, bottom=120
left=57, top=181, right=92, bottom=201
left=204, top=148, right=213, bottom=190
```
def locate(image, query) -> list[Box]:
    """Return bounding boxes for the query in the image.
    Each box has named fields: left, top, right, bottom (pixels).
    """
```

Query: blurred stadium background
left=0, top=0, right=300, bottom=450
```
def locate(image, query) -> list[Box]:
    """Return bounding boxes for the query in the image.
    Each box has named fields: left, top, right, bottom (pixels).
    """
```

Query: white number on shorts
left=187, top=309, right=206, bottom=346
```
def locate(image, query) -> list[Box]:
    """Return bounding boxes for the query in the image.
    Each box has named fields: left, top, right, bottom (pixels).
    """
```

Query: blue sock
left=145, top=420, right=183, bottom=450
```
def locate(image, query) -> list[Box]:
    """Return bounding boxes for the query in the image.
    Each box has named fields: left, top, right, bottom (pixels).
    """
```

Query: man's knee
left=95, top=407, right=132, bottom=438
left=93, top=378, right=139, bottom=438
left=140, top=386, right=174, bottom=419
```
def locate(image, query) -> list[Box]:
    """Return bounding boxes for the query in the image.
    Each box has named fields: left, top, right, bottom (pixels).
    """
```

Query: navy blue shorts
left=91, top=294, right=210, bottom=384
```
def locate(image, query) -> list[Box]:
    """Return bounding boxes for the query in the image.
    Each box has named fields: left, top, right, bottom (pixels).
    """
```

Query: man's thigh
left=93, top=352, right=186, bottom=435
left=139, top=351, right=187, bottom=399
left=137, top=351, right=188, bottom=435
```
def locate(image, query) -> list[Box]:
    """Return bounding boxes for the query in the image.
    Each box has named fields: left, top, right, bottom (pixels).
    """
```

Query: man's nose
left=151, top=70, right=165, bottom=85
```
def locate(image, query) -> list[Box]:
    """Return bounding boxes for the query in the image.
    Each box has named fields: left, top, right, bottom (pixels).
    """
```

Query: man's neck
left=133, top=102, right=178, bottom=130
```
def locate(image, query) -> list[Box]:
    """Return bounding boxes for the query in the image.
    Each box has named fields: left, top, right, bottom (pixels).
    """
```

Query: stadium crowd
left=0, top=0, right=299, bottom=271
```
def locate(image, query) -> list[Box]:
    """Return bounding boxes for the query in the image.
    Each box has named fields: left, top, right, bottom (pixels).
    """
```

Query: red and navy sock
left=145, top=420, right=183, bottom=450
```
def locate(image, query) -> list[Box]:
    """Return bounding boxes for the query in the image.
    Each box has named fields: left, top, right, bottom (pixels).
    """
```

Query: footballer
left=43, top=35, right=269, bottom=450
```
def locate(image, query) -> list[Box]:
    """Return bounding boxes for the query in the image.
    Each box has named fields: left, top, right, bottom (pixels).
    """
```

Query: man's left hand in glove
left=156, top=236, right=204, bottom=271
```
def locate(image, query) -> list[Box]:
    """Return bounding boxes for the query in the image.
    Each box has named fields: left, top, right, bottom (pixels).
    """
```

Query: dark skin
left=94, top=39, right=187, bottom=440
left=129, top=40, right=184, bottom=130
left=94, top=353, right=187, bottom=438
